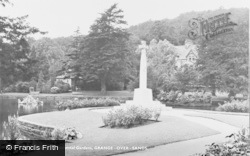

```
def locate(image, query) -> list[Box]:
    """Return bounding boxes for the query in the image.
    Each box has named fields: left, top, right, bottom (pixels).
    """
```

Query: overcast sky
left=0, top=0, right=248, bottom=39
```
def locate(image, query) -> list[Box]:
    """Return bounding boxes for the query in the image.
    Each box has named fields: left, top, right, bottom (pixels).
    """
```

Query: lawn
left=184, top=111, right=249, bottom=128
left=19, top=108, right=219, bottom=156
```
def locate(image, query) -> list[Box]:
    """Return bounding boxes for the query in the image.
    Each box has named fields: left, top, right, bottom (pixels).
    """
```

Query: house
left=174, top=40, right=198, bottom=68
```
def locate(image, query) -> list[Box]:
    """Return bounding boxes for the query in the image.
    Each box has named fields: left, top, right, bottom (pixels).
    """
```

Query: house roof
left=174, top=44, right=198, bottom=60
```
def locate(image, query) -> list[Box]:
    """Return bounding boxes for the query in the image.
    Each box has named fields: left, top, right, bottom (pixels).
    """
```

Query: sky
left=0, top=0, right=248, bottom=39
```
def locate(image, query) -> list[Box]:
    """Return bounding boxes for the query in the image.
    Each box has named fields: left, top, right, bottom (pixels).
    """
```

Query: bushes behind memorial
left=157, top=90, right=212, bottom=105
left=57, top=98, right=120, bottom=110
left=216, top=99, right=249, bottom=113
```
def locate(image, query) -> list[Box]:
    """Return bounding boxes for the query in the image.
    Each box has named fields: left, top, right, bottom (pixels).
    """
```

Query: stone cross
left=138, top=41, right=148, bottom=89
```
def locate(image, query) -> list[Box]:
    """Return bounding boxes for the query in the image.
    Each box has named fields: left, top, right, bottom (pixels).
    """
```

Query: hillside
left=128, top=8, right=249, bottom=45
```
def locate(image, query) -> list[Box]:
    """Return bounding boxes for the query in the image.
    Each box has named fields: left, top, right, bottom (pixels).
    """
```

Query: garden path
left=114, top=109, right=242, bottom=156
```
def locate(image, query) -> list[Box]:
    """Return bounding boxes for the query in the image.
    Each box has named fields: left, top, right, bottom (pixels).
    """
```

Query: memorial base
left=125, top=88, right=172, bottom=111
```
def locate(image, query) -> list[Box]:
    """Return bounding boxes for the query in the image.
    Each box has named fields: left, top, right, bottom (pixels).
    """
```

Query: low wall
left=18, top=118, right=55, bottom=140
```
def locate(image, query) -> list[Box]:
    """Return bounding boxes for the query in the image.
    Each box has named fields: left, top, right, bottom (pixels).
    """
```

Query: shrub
left=102, top=104, right=161, bottom=128
left=190, top=92, right=212, bottom=104
left=152, top=107, right=161, bottom=121
left=61, top=83, right=70, bottom=93
left=176, top=94, right=190, bottom=104
left=15, top=81, right=30, bottom=93
left=203, top=92, right=212, bottom=103
left=190, top=92, right=202, bottom=103
left=157, top=90, right=180, bottom=103
left=50, top=87, right=60, bottom=94
left=157, top=90, right=168, bottom=102
left=152, top=88, right=161, bottom=99
left=56, top=98, right=120, bottom=111
left=64, top=127, right=78, bottom=140
left=1, top=115, right=20, bottom=140
left=167, top=91, right=179, bottom=102
left=192, top=127, right=250, bottom=156
left=4, top=85, right=16, bottom=92
left=51, top=127, right=79, bottom=140
left=51, top=128, right=66, bottom=140
left=54, top=80, right=71, bottom=93
left=176, top=92, right=212, bottom=105
left=216, top=99, right=249, bottom=113
left=158, top=90, right=213, bottom=105
left=4, top=80, right=40, bottom=93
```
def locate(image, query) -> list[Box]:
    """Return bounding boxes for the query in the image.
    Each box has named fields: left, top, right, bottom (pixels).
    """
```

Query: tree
left=80, top=4, right=130, bottom=93
left=197, top=12, right=248, bottom=97
left=29, top=36, right=71, bottom=83
left=122, top=34, right=141, bottom=90
left=147, top=39, right=200, bottom=95
left=128, top=20, right=155, bottom=44
left=62, top=28, right=84, bottom=90
left=147, top=39, right=177, bottom=93
left=175, top=65, right=199, bottom=94
left=0, top=9, right=44, bottom=90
